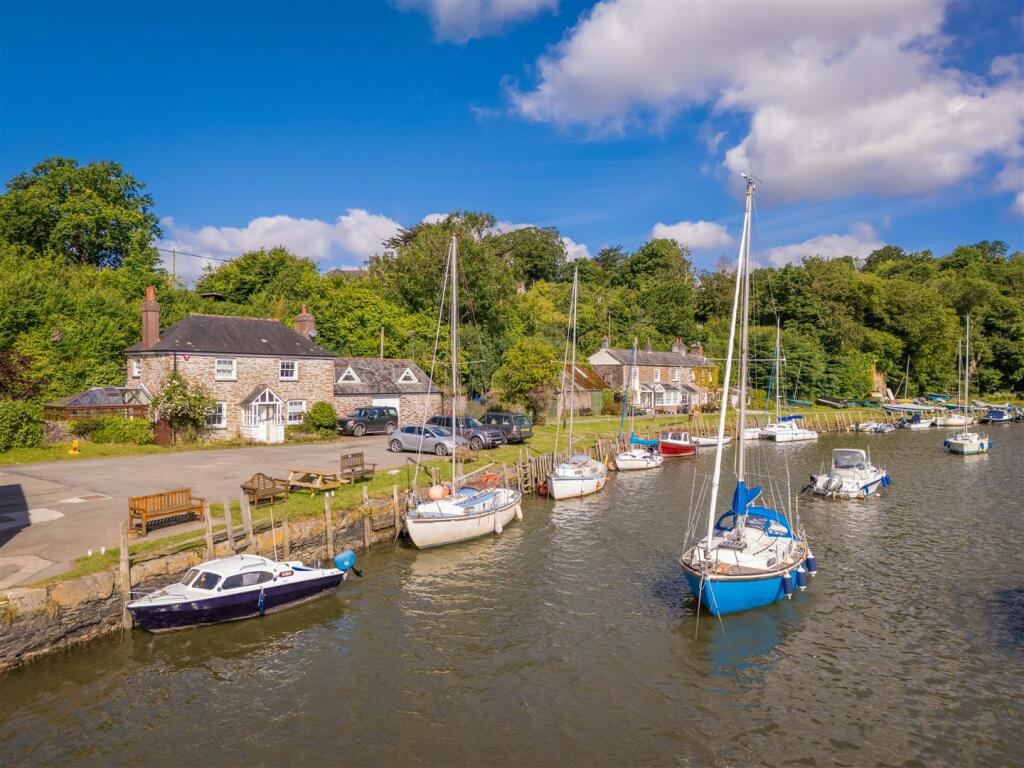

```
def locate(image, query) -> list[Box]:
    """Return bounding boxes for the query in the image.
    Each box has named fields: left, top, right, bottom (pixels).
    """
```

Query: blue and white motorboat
left=898, top=412, right=935, bottom=430
left=127, top=551, right=358, bottom=632
left=810, top=448, right=891, bottom=499
left=981, top=407, right=1013, bottom=424
left=679, top=176, right=813, bottom=617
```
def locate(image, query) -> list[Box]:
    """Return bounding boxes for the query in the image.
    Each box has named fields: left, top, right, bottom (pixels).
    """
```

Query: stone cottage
left=333, top=357, right=441, bottom=424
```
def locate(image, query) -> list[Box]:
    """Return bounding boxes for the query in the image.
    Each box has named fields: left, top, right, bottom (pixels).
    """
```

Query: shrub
left=307, top=401, right=337, bottom=433
left=602, top=389, right=619, bottom=415
left=68, top=416, right=106, bottom=438
left=150, top=371, right=215, bottom=443
left=0, top=400, right=44, bottom=452
left=91, top=416, right=154, bottom=445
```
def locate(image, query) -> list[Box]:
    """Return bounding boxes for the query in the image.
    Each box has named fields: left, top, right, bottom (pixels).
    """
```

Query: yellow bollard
left=68, top=440, right=80, bottom=455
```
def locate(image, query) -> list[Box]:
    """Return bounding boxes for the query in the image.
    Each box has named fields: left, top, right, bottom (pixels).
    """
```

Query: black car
left=426, top=415, right=505, bottom=450
left=338, top=407, right=398, bottom=437
left=481, top=412, right=534, bottom=443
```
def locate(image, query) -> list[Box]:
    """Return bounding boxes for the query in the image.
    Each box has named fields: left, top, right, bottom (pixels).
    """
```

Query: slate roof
left=602, top=348, right=714, bottom=368
left=334, top=358, right=436, bottom=396
left=125, top=314, right=336, bottom=358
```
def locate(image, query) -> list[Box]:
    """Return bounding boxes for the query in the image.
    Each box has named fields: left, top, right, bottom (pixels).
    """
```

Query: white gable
left=588, top=349, right=620, bottom=366
left=397, top=367, right=417, bottom=384
left=337, top=366, right=360, bottom=384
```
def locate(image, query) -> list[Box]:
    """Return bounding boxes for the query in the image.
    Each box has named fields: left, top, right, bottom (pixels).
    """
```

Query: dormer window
left=280, top=360, right=298, bottom=381
left=397, top=368, right=417, bottom=384
left=337, top=366, right=360, bottom=384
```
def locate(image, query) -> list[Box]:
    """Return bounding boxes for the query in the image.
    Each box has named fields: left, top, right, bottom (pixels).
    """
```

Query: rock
left=3, top=588, right=47, bottom=617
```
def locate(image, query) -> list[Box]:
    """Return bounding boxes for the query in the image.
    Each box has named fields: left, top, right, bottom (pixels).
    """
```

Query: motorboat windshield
left=833, top=449, right=868, bottom=469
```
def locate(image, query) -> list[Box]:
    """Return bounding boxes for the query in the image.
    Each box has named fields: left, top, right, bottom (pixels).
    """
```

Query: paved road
left=0, top=435, right=410, bottom=587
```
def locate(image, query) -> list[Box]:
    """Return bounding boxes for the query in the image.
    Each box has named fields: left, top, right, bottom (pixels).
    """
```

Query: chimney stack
left=671, top=336, right=685, bottom=354
left=294, top=303, right=316, bottom=338
left=689, top=342, right=704, bottom=358
left=644, top=339, right=653, bottom=353
left=141, top=286, right=160, bottom=349
left=600, top=335, right=610, bottom=349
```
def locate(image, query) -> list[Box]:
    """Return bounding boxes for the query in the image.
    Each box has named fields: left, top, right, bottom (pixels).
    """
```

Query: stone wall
left=333, top=392, right=442, bottom=425
left=129, top=353, right=336, bottom=438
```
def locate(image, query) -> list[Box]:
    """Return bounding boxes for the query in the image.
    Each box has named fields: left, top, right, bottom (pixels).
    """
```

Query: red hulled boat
left=659, top=429, right=697, bottom=457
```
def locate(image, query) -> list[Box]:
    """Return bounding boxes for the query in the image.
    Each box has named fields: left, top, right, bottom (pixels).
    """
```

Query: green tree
left=195, top=247, right=318, bottom=304
left=489, top=226, right=567, bottom=286
left=492, top=337, right=561, bottom=420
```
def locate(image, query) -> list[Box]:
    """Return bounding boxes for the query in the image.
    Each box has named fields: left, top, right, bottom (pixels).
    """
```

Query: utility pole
left=379, top=326, right=385, bottom=358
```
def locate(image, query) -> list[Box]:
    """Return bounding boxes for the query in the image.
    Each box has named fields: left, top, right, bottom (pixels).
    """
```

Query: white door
left=258, top=404, right=279, bottom=443
left=372, top=396, right=400, bottom=420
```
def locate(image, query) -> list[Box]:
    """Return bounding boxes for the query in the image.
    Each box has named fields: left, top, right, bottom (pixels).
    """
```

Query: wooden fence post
left=431, top=467, right=440, bottom=486
left=362, top=514, right=372, bottom=550
left=203, top=502, right=215, bottom=559
left=240, top=495, right=254, bottom=552
left=223, top=498, right=236, bottom=552
left=119, top=521, right=132, bottom=630
left=324, top=494, right=335, bottom=559
left=392, top=485, right=401, bottom=529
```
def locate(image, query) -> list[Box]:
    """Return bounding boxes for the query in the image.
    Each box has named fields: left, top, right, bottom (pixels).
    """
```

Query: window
left=631, top=368, right=639, bottom=387
left=206, top=401, right=227, bottom=429
left=653, top=368, right=661, bottom=382
left=222, top=571, right=274, bottom=589
left=279, top=360, right=297, bottom=380
left=215, top=358, right=236, bottom=381
left=287, top=400, right=306, bottom=424
left=397, top=367, right=417, bottom=384
left=191, top=572, right=221, bottom=590
left=337, top=366, right=360, bottom=384
left=130, top=358, right=141, bottom=378
left=671, top=367, right=680, bottom=382
left=689, top=370, right=695, bottom=382
left=180, top=568, right=199, bottom=586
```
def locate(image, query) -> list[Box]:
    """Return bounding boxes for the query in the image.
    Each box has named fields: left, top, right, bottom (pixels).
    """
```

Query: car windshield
left=460, top=417, right=482, bottom=427
left=429, top=427, right=451, bottom=437
left=515, top=416, right=530, bottom=425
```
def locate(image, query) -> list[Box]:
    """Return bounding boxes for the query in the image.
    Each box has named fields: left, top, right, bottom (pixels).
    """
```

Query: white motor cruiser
left=762, top=416, right=818, bottom=442
left=810, top=449, right=891, bottom=499
left=614, top=447, right=664, bottom=471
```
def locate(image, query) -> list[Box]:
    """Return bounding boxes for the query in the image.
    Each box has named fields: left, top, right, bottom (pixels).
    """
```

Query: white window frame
left=653, top=368, right=661, bottom=382
left=287, top=399, right=306, bottom=424
left=206, top=401, right=227, bottom=429
left=630, top=368, right=639, bottom=388
left=397, top=367, right=417, bottom=384
left=689, top=370, right=695, bottom=382
left=130, top=358, right=141, bottom=378
left=279, top=359, right=298, bottom=381
left=215, top=358, right=237, bottom=381
left=671, top=367, right=680, bottom=382
left=337, top=366, right=360, bottom=384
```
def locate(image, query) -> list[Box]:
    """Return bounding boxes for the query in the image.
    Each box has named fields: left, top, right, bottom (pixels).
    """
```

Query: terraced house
left=124, top=288, right=439, bottom=443
left=588, top=337, right=718, bottom=413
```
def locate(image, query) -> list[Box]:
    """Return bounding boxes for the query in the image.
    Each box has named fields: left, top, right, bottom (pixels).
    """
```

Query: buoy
left=334, top=549, right=357, bottom=572
left=796, top=566, right=808, bottom=591
left=68, top=440, right=80, bottom=455
left=781, top=571, right=794, bottom=598
left=538, top=481, right=548, bottom=497
left=514, top=504, right=523, bottom=521
left=427, top=484, right=448, bottom=500
left=806, top=552, right=817, bottom=576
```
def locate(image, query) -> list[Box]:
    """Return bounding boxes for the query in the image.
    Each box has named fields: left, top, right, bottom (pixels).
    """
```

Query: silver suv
left=426, top=416, right=505, bottom=450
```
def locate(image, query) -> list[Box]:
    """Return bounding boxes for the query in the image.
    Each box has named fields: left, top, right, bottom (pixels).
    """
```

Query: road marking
left=59, top=494, right=111, bottom=504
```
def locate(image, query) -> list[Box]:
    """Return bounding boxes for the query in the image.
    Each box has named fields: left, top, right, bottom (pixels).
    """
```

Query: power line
left=153, top=246, right=233, bottom=264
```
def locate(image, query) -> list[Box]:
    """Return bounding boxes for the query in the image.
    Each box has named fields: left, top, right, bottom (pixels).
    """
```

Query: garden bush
left=0, top=399, right=44, bottom=452
left=69, top=416, right=154, bottom=444
left=306, top=401, right=338, bottom=433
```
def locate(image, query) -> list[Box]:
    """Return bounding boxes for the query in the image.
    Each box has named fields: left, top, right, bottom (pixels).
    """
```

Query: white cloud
left=398, top=0, right=556, bottom=43
left=560, top=235, right=591, bottom=260
left=763, top=223, right=883, bottom=267
left=510, top=1, right=1023, bottom=204
left=422, top=212, right=593, bottom=259
left=650, top=220, right=733, bottom=250
left=1013, top=191, right=1024, bottom=216
left=158, top=209, right=402, bottom=280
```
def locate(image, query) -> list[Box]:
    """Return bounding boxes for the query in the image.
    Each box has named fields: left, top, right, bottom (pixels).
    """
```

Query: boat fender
left=258, top=588, right=266, bottom=615
left=514, top=504, right=523, bottom=521
left=334, top=550, right=357, bottom=573
left=781, top=571, right=794, bottom=598
left=806, top=553, right=817, bottom=576
left=427, top=484, right=449, bottom=500
left=538, top=480, right=548, bottom=497
left=494, top=514, right=503, bottom=535
left=796, top=566, right=808, bottom=591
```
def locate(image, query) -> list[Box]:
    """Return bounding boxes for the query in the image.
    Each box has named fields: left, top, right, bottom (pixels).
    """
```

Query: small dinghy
left=694, top=434, right=733, bottom=447
left=852, top=421, right=879, bottom=432
left=127, top=552, right=358, bottom=632
left=810, top=448, right=891, bottom=499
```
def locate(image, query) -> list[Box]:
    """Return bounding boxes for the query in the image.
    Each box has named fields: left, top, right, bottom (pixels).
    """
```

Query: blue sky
left=1, top=0, right=1021, bottom=279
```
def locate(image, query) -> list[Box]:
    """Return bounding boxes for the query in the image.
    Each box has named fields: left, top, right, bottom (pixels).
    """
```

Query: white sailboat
left=406, top=235, right=523, bottom=548
left=679, top=175, right=813, bottom=616
left=944, top=314, right=990, bottom=455
left=615, top=338, right=665, bottom=471
left=547, top=267, right=608, bottom=498
left=936, top=338, right=972, bottom=427
left=759, top=321, right=817, bottom=443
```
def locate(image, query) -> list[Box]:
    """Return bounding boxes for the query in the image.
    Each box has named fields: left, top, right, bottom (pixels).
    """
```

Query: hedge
left=70, top=416, right=154, bottom=445
left=0, top=400, right=44, bottom=452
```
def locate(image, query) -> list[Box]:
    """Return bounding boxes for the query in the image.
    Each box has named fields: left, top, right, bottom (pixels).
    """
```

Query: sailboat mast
left=964, top=313, right=970, bottom=409
left=736, top=180, right=754, bottom=483
left=449, top=234, right=459, bottom=490
left=704, top=176, right=754, bottom=547
left=774, top=318, right=782, bottom=419
left=567, top=267, right=579, bottom=454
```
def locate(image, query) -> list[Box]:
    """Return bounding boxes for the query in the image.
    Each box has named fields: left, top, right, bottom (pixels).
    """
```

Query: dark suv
left=338, top=407, right=398, bottom=437
left=481, top=412, right=534, bottom=444
left=426, top=415, right=505, bottom=450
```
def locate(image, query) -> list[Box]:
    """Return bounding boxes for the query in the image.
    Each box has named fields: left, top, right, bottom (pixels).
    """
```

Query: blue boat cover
left=711, top=481, right=795, bottom=539
left=630, top=432, right=659, bottom=447
left=729, top=480, right=762, bottom=515
left=779, top=414, right=803, bottom=422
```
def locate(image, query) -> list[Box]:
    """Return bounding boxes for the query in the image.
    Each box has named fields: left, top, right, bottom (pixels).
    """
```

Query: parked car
left=389, top=425, right=468, bottom=456
left=426, top=415, right=505, bottom=450
left=481, top=411, right=534, bottom=443
left=338, top=407, right=398, bottom=437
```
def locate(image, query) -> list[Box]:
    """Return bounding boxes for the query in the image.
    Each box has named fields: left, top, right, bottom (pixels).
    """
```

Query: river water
left=2, top=427, right=1022, bottom=767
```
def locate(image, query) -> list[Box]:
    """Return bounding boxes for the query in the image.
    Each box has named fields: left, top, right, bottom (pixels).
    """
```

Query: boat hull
left=944, top=436, right=991, bottom=455
left=659, top=441, right=696, bottom=456
left=615, top=451, right=664, bottom=471
left=547, top=471, right=606, bottom=499
left=768, top=430, right=818, bottom=442
left=693, top=436, right=733, bottom=447
left=406, top=498, right=521, bottom=548
left=128, top=571, right=346, bottom=632
left=680, top=564, right=803, bottom=616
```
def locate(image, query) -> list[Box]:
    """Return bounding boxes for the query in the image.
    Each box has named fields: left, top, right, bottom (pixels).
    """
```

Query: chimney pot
left=141, top=286, right=160, bottom=349
left=294, top=304, right=316, bottom=338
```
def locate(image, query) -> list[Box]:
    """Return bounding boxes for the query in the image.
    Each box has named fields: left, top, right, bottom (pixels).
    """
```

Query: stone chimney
left=600, top=335, right=610, bottom=349
left=294, top=303, right=316, bottom=338
left=689, top=342, right=704, bottom=358
left=141, top=286, right=160, bottom=349
left=644, top=339, right=653, bottom=352
left=671, top=336, right=685, bottom=354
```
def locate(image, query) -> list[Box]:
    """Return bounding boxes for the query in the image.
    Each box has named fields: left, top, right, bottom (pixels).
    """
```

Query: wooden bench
left=339, top=452, right=376, bottom=483
left=240, top=472, right=289, bottom=506
left=129, top=488, right=205, bottom=536
left=286, top=468, right=343, bottom=494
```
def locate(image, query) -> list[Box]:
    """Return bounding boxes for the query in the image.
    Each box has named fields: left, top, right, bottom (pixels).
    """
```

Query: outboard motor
left=827, top=473, right=843, bottom=493
left=334, top=549, right=357, bottom=572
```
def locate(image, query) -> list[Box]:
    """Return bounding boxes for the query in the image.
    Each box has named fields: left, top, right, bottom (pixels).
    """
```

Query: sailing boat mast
left=964, top=313, right=970, bottom=409
left=567, top=267, right=579, bottom=455
left=736, top=180, right=754, bottom=484
left=774, top=318, right=782, bottom=419
left=449, top=234, right=459, bottom=491
left=704, top=175, right=755, bottom=547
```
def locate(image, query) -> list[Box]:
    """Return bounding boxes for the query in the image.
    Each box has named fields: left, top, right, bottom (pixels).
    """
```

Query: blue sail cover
left=730, top=480, right=762, bottom=515
left=630, top=432, right=659, bottom=447
left=779, top=414, right=803, bottom=422
left=713, top=481, right=795, bottom=539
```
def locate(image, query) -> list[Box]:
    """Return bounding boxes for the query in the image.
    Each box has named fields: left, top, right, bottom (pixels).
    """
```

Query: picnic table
left=286, top=468, right=343, bottom=494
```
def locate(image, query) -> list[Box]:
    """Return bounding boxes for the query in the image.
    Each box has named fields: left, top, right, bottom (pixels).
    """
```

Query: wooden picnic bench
left=339, top=452, right=376, bottom=483
left=128, top=488, right=205, bottom=536
left=286, top=468, right=343, bottom=494
left=240, top=472, right=290, bottom=506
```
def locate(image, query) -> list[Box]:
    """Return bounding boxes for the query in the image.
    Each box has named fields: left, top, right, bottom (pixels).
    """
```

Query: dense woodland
left=1, top=157, right=1022, bottom=416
